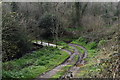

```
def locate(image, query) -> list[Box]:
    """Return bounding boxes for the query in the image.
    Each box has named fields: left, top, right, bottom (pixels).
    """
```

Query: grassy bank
left=3, top=47, right=70, bottom=79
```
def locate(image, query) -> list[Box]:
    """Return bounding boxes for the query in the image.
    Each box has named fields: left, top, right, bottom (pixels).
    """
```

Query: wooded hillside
left=2, top=2, right=120, bottom=79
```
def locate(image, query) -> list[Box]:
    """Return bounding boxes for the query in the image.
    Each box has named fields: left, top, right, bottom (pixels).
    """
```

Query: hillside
left=2, top=2, right=120, bottom=79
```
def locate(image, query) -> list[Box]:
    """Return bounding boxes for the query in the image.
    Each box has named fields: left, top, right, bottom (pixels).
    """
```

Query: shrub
left=78, top=37, right=86, bottom=43
left=39, top=13, right=57, bottom=29
left=38, top=13, right=59, bottom=38
left=87, top=42, right=97, bottom=49
left=98, top=40, right=107, bottom=47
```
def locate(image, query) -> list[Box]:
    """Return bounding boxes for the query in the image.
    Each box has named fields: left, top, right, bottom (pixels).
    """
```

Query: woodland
left=2, top=2, right=120, bottom=79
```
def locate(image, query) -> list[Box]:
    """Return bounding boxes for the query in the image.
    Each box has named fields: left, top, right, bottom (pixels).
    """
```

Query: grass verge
left=3, top=47, right=70, bottom=79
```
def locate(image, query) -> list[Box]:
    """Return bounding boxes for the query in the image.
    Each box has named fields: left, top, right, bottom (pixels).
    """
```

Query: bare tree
left=74, top=2, right=88, bottom=28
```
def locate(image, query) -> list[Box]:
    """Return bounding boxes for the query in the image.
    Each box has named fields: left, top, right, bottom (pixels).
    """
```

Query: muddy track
left=34, top=49, right=77, bottom=79
left=60, top=43, right=88, bottom=78
left=33, top=42, right=88, bottom=79
left=72, top=44, right=88, bottom=60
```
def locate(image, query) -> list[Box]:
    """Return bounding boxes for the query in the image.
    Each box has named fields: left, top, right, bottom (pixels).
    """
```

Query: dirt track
left=33, top=42, right=88, bottom=79
left=61, top=43, right=88, bottom=78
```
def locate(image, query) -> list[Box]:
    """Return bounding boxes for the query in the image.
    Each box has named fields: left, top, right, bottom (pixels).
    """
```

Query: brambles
left=98, top=53, right=120, bottom=78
